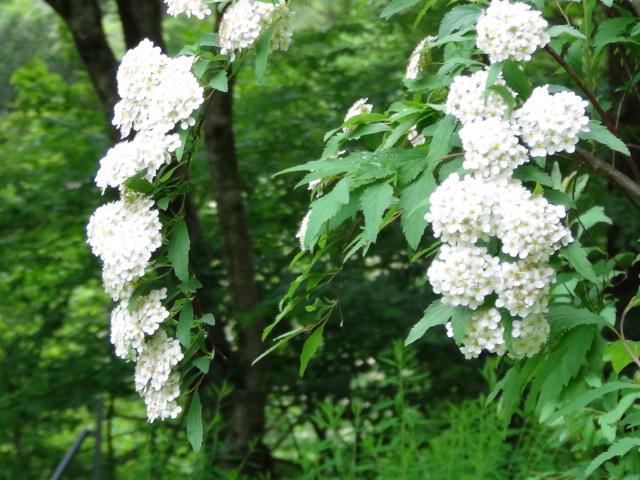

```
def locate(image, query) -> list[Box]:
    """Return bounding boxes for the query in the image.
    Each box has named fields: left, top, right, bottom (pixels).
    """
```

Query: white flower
left=134, top=331, right=184, bottom=422
left=110, top=288, right=170, bottom=359
left=342, top=98, right=373, bottom=132
left=95, top=131, right=181, bottom=192
left=509, top=313, right=550, bottom=359
left=296, top=210, right=311, bottom=250
left=427, top=244, right=500, bottom=309
left=447, top=308, right=506, bottom=359
left=495, top=261, right=556, bottom=317
left=407, top=125, right=426, bottom=147
left=219, top=0, right=295, bottom=61
left=445, top=70, right=513, bottom=124
left=514, top=85, right=590, bottom=156
left=459, top=118, right=529, bottom=178
left=86, top=193, right=163, bottom=300
left=112, top=39, right=204, bottom=137
left=165, top=0, right=213, bottom=19
left=406, top=36, right=437, bottom=80
left=476, top=0, right=550, bottom=63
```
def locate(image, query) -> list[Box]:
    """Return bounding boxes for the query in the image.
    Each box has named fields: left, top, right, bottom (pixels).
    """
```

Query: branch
left=576, top=147, right=640, bottom=201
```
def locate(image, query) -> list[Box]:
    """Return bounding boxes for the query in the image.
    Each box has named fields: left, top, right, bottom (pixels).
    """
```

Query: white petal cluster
left=406, top=36, right=437, bottom=80
left=447, top=309, right=506, bottom=359
left=343, top=97, right=373, bottom=132
left=425, top=173, right=497, bottom=244
left=510, top=313, right=550, bottom=359
left=407, top=125, right=426, bottom=147
left=495, top=261, right=555, bottom=317
left=219, top=0, right=295, bottom=61
left=110, top=289, right=170, bottom=360
left=459, top=118, right=528, bottom=178
left=135, top=331, right=184, bottom=422
left=514, top=86, right=590, bottom=156
left=427, top=244, right=500, bottom=309
left=165, top=0, right=212, bottom=19
left=495, top=190, right=573, bottom=262
left=297, top=210, right=311, bottom=250
left=476, top=0, right=550, bottom=63
left=95, top=131, right=181, bottom=192
left=445, top=70, right=512, bottom=124
left=87, top=194, right=162, bottom=300
left=113, top=39, right=204, bottom=137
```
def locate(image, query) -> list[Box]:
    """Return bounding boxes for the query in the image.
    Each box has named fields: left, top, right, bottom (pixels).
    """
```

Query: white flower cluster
left=135, top=331, right=184, bottom=422
left=87, top=194, right=162, bottom=301
left=514, top=86, right=590, bottom=156
left=447, top=309, right=506, bottom=359
left=297, top=210, right=311, bottom=250
left=495, top=261, right=555, bottom=317
left=343, top=97, right=373, bottom=132
left=113, top=39, right=203, bottom=137
left=219, top=0, right=295, bottom=61
left=165, top=0, right=212, bottom=19
left=476, top=0, right=550, bottom=63
left=405, top=36, right=437, bottom=80
left=110, top=288, right=170, bottom=360
left=510, top=313, right=551, bottom=359
left=445, top=70, right=512, bottom=124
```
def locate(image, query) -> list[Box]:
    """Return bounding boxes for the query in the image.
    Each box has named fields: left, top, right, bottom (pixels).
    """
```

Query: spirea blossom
left=459, top=118, right=529, bottom=178
left=297, top=210, right=311, bottom=250
left=406, top=36, right=437, bottom=80
left=495, top=261, right=555, bottom=317
left=494, top=188, right=573, bottom=262
left=445, top=70, right=512, bottom=124
left=110, top=289, right=170, bottom=359
left=407, top=125, right=426, bottom=147
left=134, top=331, right=183, bottom=422
left=343, top=98, right=373, bottom=132
left=476, top=0, right=550, bottom=63
left=514, top=86, right=590, bottom=156
left=447, top=308, right=506, bottom=359
left=509, top=313, right=550, bottom=358
left=219, top=0, right=294, bottom=61
left=165, top=0, right=212, bottom=19
left=113, top=39, right=204, bottom=137
left=95, top=131, right=181, bottom=192
left=86, top=193, right=162, bottom=300
left=427, top=244, right=500, bottom=309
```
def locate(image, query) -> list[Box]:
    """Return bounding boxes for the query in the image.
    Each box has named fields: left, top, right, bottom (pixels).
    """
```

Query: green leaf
left=168, top=219, right=191, bottom=282
left=579, top=120, right=631, bottom=155
left=405, top=300, right=455, bottom=345
left=201, top=313, right=215, bottom=325
left=123, top=172, right=154, bottom=194
left=299, top=324, right=325, bottom=376
left=546, top=25, right=586, bottom=40
left=255, top=25, right=275, bottom=83
left=545, top=305, right=608, bottom=333
left=485, top=61, right=504, bottom=90
left=438, top=5, right=483, bottom=38
left=559, top=240, right=599, bottom=284
left=486, top=85, right=516, bottom=115
left=360, top=181, right=394, bottom=246
left=198, top=32, right=218, bottom=47
left=604, top=341, right=640, bottom=373
left=193, top=58, right=209, bottom=80
left=502, top=60, right=532, bottom=99
left=253, top=327, right=305, bottom=365
left=380, top=0, right=421, bottom=19
left=209, top=70, right=228, bottom=92
left=178, top=301, right=194, bottom=348
left=512, top=165, right=554, bottom=186
left=427, top=115, right=456, bottom=162
left=187, top=393, right=203, bottom=452
left=192, top=357, right=210, bottom=374
left=450, top=306, right=472, bottom=344
left=543, top=189, right=576, bottom=209
left=305, top=189, right=346, bottom=249
left=585, top=438, right=640, bottom=476
left=593, top=17, right=636, bottom=57
left=576, top=206, right=612, bottom=231
left=399, top=169, right=436, bottom=249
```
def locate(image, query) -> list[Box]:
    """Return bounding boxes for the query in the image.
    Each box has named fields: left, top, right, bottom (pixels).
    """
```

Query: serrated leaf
left=604, top=341, right=640, bottom=373
left=438, top=5, right=483, bottom=38
left=546, top=25, right=586, bottom=40
left=576, top=206, right=612, bottom=231
left=299, top=324, right=325, bottom=376
left=209, top=70, right=228, bottom=92
left=192, top=357, right=210, bottom=374
left=187, top=393, right=203, bottom=452
left=585, top=438, right=640, bottom=476
left=255, top=25, right=275, bottom=83
left=593, top=17, right=636, bottom=57
left=560, top=240, right=599, bottom=284
left=450, top=307, right=472, bottom=344
left=168, top=219, right=191, bottom=282
left=399, top=169, right=436, bottom=249
left=427, top=115, right=456, bottom=162
left=360, top=181, right=394, bottom=245
left=545, top=305, right=608, bottom=333
left=305, top=189, right=346, bottom=249
left=405, top=300, right=455, bottom=345
left=380, top=0, right=421, bottom=19
left=178, top=301, right=194, bottom=348
left=579, top=120, right=631, bottom=155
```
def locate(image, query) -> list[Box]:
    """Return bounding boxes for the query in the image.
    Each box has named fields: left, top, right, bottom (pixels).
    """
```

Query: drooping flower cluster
left=405, top=36, right=437, bottom=80
left=219, top=0, right=295, bottom=61
left=476, top=0, right=550, bottom=63
left=164, top=0, right=213, bottom=19
left=88, top=38, right=204, bottom=422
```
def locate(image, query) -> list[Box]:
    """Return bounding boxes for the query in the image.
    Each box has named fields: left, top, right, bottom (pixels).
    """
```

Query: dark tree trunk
left=114, top=0, right=166, bottom=50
